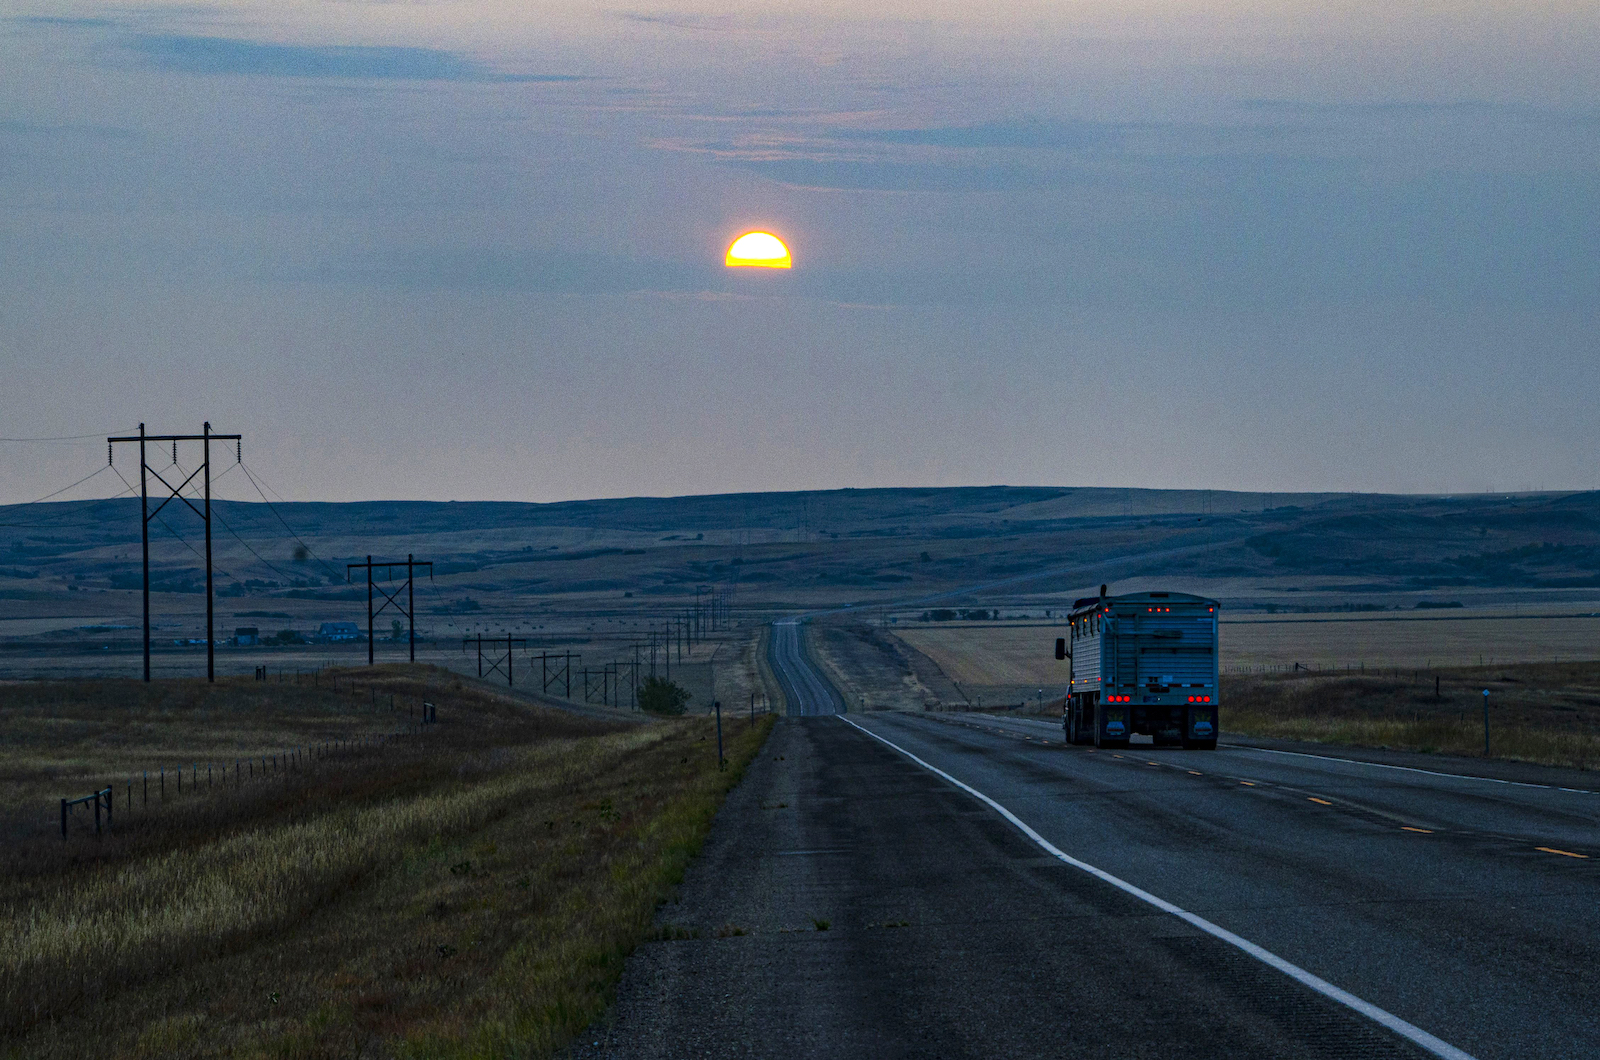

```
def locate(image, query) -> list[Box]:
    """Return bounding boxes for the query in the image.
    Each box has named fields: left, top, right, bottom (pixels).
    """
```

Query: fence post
left=60, top=797, right=67, bottom=839
left=160, top=766, right=165, bottom=801
left=94, top=792, right=101, bottom=836
left=715, top=700, right=725, bottom=770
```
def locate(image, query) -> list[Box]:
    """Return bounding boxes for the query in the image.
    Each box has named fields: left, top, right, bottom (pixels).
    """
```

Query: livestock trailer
left=1055, top=590, right=1219, bottom=749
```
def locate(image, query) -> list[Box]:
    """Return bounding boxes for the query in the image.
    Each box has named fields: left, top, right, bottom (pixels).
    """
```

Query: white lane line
left=1227, top=745, right=1600, bottom=796
left=838, top=715, right=1479, bottom=1060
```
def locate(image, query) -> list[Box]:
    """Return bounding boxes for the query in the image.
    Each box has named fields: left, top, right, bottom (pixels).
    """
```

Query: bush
left=637, top=677, right=691, bottom=716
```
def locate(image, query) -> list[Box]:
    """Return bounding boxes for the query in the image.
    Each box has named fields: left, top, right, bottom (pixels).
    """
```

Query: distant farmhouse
left=316, top=622, right=361, bottom=643
left=232, top=627, right=260, bottom=646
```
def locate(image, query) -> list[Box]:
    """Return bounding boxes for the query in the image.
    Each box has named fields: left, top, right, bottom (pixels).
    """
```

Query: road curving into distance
left=768, top=618, right=844, bottom=716
left=588, top=619, right=1597, bottom=1059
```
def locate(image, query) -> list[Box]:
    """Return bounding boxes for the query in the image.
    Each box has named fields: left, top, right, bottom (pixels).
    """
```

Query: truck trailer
left=1054, top=589, right=1219, bottom=749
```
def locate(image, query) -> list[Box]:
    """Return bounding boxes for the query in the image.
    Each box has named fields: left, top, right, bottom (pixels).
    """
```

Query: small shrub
left=638, top=677, right=691, bottom=716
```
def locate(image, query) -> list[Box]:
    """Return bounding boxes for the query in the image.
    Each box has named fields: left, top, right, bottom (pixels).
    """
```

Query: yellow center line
left=1113, top=755, right=1124, bottom=759
left=1188, top=770, right=1203, bottom=776
left=1239, top=781, right=1256, bottom=786
left=1401, top=826, right=1434, bottom=834
left=1536, top=846, right=1589, bottom=859
left=1147, top=761, right=1160, bottom=766
left=1307, top=797, right=1333, bottom=806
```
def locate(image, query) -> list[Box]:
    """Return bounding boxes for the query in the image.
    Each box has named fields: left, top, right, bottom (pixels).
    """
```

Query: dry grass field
left=1221, top=610, right=1600, bottom=670
left=1224, top=663, right=1600, bottom=770
left=891, top=625, right=1063, bottom=688
left=0, top=666, right=774, bottom=1058
left=893, top=610, right=1600, bottom=687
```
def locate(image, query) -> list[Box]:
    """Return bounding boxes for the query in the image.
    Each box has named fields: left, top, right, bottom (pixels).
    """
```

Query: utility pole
left=108, top=423, right=242, bottom=682
left=347, top=555, right=432, bottom=665
left=533, top=651, right=581, bottom=697
left=466, top=633, right=526, bottom=686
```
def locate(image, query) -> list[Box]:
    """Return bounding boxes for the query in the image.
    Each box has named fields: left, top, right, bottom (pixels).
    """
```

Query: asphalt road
left=579, top=625, right=1599, bottom=1059
left=768, top=618, right=844, bottom=716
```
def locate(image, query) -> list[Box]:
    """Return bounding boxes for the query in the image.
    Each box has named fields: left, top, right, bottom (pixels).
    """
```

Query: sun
left=725, top=231, right=792, bottom=268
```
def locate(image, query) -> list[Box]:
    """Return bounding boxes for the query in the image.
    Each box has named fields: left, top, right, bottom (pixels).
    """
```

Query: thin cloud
left=124, top=34, right=583, bottom=83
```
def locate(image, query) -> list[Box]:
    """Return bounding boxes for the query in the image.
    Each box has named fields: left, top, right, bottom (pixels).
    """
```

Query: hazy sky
left=2, top=1, right=1597, bottom=504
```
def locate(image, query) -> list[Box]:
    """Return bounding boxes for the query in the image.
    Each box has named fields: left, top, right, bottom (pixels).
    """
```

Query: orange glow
left=726, top=231, right=791, bottom=268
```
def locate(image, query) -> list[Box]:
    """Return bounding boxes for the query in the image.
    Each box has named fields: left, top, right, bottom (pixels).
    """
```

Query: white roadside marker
left=838, top=715, right=1479, bottom=1060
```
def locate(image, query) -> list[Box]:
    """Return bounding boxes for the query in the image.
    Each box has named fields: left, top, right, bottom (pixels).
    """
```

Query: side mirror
left=1055, top=637, right=1066, bottom=660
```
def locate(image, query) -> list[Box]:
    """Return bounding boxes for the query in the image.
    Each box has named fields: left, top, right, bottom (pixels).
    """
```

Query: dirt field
left=0, top=666, right=774, bottom=1057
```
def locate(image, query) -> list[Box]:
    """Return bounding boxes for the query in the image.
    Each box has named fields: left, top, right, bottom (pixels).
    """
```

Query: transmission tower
left=346, top=554, right=433, bottom=665
left=108, top=422, right=242, bottom=683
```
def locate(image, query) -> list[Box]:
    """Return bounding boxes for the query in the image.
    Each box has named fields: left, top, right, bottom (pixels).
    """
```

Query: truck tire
left=1067, top=702, right=1089, bottom=745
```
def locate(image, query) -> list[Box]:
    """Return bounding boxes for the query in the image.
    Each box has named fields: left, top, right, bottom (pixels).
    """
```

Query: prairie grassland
left=891, top=625, right=1060, bottom=688
left=0, top=667, right=774, bottom=1058
left=1221, top=611, right=1600, bottom=670
left=893, top=613, right=1600, bottom=688
left=1223, top=662, right=1600, bottom=770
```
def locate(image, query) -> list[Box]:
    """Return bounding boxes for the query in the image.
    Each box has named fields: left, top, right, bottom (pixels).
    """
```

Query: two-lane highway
left=585, top=622, right=1598, bottom=1059
left=841, top=710, right=1599, bottom=1059
left=769, top=618, right=845, bottom=716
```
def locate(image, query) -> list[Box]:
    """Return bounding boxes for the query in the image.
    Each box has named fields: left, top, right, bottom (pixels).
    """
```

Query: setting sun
left=725, top=231, right=792, bottom=268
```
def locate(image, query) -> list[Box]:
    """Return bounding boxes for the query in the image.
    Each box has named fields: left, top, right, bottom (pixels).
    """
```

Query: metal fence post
left=60, top=798, right=67, bottom=839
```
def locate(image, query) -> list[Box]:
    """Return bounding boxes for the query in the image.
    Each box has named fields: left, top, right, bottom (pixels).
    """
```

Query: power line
left=237, top=460, right=344, bottom=582
left=11, top=465, right=113, bottom=506
left=0, top=479, right=138, bottom=527
left=0, top=427, right=137, bottom=442
left=209, top=503, right=301, bottom=584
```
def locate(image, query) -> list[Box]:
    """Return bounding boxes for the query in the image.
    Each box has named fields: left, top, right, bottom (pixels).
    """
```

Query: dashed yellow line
left=1188, top=770, right=1203, bottom=776
left=1401, top=826, right=1433, bottom=834
left=1240, top=781, right=1256, bottom=787
left=1307, top=797, right=1333, bottom=806
left=1536, top=846, right=1589, bottom=859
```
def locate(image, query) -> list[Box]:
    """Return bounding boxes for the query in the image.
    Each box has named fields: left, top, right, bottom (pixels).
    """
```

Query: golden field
left=0, top=666, right=772, bottom=1058
left=893, top=609, right=1600, bottom=686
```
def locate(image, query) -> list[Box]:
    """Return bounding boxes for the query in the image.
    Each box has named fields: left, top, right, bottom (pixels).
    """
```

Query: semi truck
left=1054, top=588, right=1219, bottom=749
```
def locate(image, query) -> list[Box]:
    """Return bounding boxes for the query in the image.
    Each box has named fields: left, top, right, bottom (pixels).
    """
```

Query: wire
left=109, top=464, right=224, bottom=572
left=0, top=482, right=137, bottom=528
left=236, top=460, right=344, bottom=582
left=0, top=427, right=137, bottom=442
left=209, top=503, right=301, bottom=583
left=13, top=465, right=112, bottom=505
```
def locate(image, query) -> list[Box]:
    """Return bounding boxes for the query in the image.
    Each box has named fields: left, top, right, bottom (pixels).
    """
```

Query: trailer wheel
left=1068, top=702, right=1090, bottom=746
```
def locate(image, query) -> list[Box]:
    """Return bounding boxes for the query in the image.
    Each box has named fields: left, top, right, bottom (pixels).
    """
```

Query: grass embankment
left=0, top=666, right=775, bottom=1058
left=1224, top=661, right=1600, bottom=770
